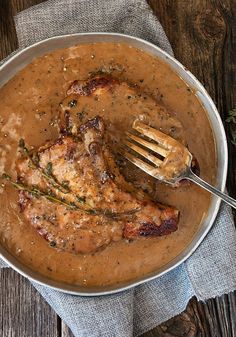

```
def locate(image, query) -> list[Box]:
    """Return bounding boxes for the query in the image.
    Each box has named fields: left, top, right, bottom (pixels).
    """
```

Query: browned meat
left=67, top=76, right=117, bottom=97
left=16, top=116, right=179, bottom=254
left=59, top=76, right=184, bottom=143
left=15, top=77, right=180, bottom=255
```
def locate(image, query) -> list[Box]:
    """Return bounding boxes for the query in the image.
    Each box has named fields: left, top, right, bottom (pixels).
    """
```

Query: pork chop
left=11, top=76, right=181, bottom=254
left=16, top=114, right=179, bottom=254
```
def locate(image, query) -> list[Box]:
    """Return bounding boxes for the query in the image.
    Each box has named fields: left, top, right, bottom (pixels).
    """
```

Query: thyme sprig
left=2, top=174, right=140, bottom=219
left=2, top=173, right=83, bottom=211
left=18, top=139, right=70, bottom=194
left=16, top=140, right=141, bottom=218
left=226, top=109, right=236, bottom=146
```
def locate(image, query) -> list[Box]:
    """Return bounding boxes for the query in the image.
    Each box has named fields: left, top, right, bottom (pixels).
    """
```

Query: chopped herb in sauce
left=76, top=110, right=86, bottom=121
left=45, top=162, right=53, bottom=175
left=87, top=209, right=96, bottom=215
left=61, top=180, right=70, bottom=189
left=68, top=99, right=77, bottom=108
left=32, top=153, right=40, bottom=165
left=76, top=196, right=86, bottom=204
left=187, top=111, right=195, bottom=118
left=1, top=173, right=11, bottom=181
left=19, top=138, right=25, bottom=148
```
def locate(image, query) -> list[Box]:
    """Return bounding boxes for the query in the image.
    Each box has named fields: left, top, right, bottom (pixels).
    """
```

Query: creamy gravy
left=0, top=43, right=216, bottom=287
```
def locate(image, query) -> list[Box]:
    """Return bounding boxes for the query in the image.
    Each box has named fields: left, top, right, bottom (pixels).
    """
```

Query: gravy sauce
left=0, top=43, right=216, bottom=287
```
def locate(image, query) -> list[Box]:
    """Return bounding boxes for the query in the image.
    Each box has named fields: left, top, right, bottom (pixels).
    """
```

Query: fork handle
left=188, top=171, right=236, bottom=209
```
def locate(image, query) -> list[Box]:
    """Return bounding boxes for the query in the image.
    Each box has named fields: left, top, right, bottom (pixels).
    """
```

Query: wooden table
left=0, top=1, right=236, bottom=336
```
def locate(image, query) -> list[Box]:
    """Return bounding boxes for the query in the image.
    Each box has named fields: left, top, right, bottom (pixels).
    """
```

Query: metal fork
left=123, top=120, right=236, bottom=209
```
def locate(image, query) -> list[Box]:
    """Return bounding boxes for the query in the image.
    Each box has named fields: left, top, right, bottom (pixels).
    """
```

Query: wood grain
left=0, top=0, right=47, bottom=60
left=62, top=322, right=74, bottom=337
left=0, top=268, right=59, bottom=337
left=0, top=0, right=236, bottom=336
left=0, top=0, right=17, bottom=60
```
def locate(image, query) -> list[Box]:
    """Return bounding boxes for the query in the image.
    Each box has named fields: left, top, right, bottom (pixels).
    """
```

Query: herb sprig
left=226, top=109, right=236, bottom=146
left=18, top=139, right=96, bottom=210
left=18, top=139, right=70, bottom=194
left=2, top=174, right=140, bottom=219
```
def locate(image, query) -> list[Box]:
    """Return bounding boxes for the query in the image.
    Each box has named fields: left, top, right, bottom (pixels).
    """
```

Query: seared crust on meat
left=60, top=76, right=119, bottom=135
left=124, top=209, right=178, bottom=238
left=67, top=76, right=117, bottom=96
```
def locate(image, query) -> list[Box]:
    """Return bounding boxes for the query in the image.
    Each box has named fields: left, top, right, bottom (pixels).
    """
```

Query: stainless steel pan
left=0, top=33, right=228, bottom=296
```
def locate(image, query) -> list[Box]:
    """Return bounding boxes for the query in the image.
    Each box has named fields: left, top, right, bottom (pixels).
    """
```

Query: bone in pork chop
left=15, top=77, right=179, bottom=255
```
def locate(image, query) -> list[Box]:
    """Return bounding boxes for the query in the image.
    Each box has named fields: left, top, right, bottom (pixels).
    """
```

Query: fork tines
left=124, top=120, right=173, bottom=170
left=123, top=120, right=192, bottom=182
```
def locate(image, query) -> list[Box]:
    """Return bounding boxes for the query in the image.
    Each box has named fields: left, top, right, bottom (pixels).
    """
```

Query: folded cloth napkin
left=0, top=0, right=236, bottom=336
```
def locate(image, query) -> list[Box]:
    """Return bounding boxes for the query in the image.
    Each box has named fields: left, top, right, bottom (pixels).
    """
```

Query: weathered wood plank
left=10, top=0, right=47, bottom=13
left=0, top=0, right=47, bottom=60
left=142, top=292, right=236, bottom=337
left=0, top=0, right=17, bottom=60
left=218, top=0, right=236, bottom=205
left=0, top=268, right=59, bottom=337
left=62, top=322, right=74, bottom=337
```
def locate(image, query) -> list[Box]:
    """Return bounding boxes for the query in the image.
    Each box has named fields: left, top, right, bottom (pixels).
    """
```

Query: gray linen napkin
left=0, top=1, right=236, bottom=336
